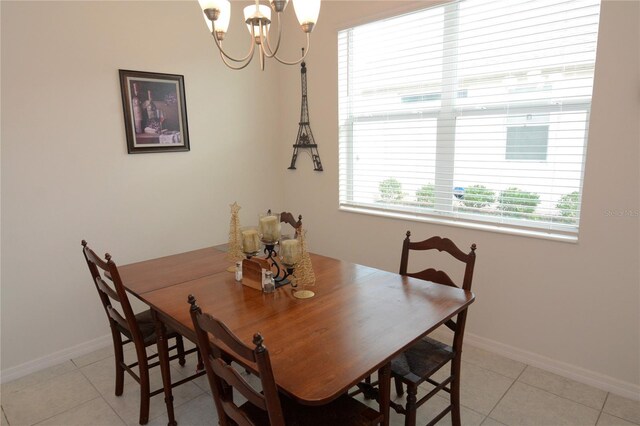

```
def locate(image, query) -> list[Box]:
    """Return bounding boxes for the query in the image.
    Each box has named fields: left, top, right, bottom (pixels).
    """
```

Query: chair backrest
left=188, top=295, right=284, bottom=426
left=399, top=231, right=477, bottom=345
left=399, top=231, right=476, bottom=292
left=81, top=240, right=147, bottom=357
left=278, top=210, right=303, bottom=237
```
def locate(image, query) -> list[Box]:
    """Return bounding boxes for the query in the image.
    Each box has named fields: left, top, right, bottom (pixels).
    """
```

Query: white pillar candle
left=259, top=215, right=280, bottom=242
left=242, top=229, right=260, bottom=253
left=280, top=239, right=300, bottom=265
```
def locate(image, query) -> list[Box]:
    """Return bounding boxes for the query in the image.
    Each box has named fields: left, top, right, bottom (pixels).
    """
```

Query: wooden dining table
left=118, top=246, right=475, bottom=425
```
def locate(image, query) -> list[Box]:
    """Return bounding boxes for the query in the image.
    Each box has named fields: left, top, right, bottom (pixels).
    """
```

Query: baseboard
left=0, top=334, right=112, bottom=384
left=429, top=328, right=640, bottom=401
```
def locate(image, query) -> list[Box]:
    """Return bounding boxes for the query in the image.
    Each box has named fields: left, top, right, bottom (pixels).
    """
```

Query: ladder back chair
left=188, top=294, right=387, bottom=426
left=391, top=231, right=476, bottom=426
left=81, top=240, right=200, bottom=425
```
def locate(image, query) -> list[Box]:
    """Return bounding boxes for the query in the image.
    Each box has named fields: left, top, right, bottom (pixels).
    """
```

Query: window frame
left=338, top=0, right=597, bottom=242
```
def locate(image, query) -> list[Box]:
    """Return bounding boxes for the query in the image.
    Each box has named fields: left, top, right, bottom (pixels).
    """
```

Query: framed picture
left=119, top=69, right=190, bottom=154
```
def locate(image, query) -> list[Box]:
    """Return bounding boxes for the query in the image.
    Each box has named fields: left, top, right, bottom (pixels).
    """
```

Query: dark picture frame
left=119, top=69, right=190, bottom=154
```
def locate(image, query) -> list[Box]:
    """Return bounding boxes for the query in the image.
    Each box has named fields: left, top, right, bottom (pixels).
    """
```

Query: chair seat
left=391, top=337, right=455, bottom=385
left=116, top=310, right=179, bottom=346
left=240, top=393, right=383, bottom=426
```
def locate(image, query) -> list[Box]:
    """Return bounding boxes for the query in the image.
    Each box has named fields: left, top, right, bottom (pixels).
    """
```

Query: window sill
left=339, top=205, right=578, bottom=243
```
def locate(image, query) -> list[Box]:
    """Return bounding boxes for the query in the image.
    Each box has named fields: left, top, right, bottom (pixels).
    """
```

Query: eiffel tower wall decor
left=289, top=50, right=323, bottom=172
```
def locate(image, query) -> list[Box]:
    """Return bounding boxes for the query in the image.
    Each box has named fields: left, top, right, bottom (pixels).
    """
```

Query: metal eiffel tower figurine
left=289, top=49, right=323, bottom=171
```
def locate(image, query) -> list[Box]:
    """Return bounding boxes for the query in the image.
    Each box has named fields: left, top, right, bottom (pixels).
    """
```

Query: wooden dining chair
left=188, top=294, right=387, bottom=426
left=81, top=240, right=200, bottom=425
left=279, top=211, right=303, bottom=236
left=390, top=231, right=476, bottom=426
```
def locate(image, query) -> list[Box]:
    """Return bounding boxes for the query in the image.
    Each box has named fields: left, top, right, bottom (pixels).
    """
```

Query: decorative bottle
left=146, top=90, right=157, bottom=122
left=263, top=271, right=275, bottom=293
left=235, top=261, right=243, bottom=282
left=131, top=83, right=143, bottom=134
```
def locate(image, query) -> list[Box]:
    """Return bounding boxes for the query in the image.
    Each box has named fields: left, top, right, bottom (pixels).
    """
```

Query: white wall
left=1, top=1, right=284, bottom=373
left=277, top=0, right=640, bottom=396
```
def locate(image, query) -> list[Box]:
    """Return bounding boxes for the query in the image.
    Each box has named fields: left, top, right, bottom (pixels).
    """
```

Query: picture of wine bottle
left=131, top=83, right=143, bottom=134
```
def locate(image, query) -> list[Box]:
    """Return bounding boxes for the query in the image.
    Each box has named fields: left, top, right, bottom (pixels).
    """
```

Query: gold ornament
left=293, top=227, right=315, bottom=298
left=226, top=202, right=244, bottom=272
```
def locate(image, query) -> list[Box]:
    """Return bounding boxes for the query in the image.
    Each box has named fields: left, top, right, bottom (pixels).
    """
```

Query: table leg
left=152, top=310, right=177, bottom=426
left=378, top=363, right=391, bottom=426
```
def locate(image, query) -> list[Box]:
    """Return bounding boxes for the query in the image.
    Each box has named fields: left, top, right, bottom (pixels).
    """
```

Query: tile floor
left=1, top=340, right=638, bottom=426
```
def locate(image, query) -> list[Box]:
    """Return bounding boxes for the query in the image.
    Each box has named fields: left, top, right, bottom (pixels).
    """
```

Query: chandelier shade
left=292, top=0, right=320, bottom=31
left=199, top=0, right=231, bottom=36
left=198, top=0, right=321, bottom=70
left=244, top=4, right=271, bottom=41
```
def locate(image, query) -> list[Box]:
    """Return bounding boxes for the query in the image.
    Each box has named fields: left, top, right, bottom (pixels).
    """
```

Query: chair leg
left=404, top=383, right=418, bottom=426
left=112, top=330, right=125, bottom=396
left=176, top=335, right=186, bottom=366
left=450, top=360, right=462, bottom=426
left=196, top=348, right=204, bottom=371
left=138, top=357, right=151, bottom=425
left=394, top=376, right=404, bottom=396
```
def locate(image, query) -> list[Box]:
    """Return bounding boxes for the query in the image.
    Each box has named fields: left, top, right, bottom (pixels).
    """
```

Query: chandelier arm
left=259, top=40, right=266, bottom=70
left=262, top=12, right=283, bottom=59
left=211, top=20, right=256, bottom=63
left=219, top=50, right=254, bottom=70
left=271, top=33, right=311, bottom=66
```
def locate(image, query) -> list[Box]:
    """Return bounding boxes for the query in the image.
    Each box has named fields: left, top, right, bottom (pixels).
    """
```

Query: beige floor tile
left=79, top=347, right=181, bottom=397
left=415, top=394, right=485, bottom=426
left=80, top=356, right=136, bottom=396
left=482, top=417, right=507, bottom=426
left=1, top=409, right=8, bottom=426
left=71, top=345, right=114, bottom=368
left=2, top=371, right=99, bottom=425
left=428, top=362, right=514, bottom=415
left=181, top=339, right=197, bottom=351
left=354, top=387, right=485, bottom=426
left=34, top=397, right=125, bottom=426
left=462, top=346, right=526, bottom=379
left=147, top=393, right=218, bottom=426
left=490, top=382, right=600, bottom=426
left=80, top=353, right=204, bottom=426
left=518, top=366, right=608, bottom=410
left=168, top=353, right=210, bottom=394
left=597, top=413, right=639, bottom=426
left=100, top=368, right=203, bottom=426
left=603, top=394, right=640, bottom=424
left=1, top=361, right=77, bottom=395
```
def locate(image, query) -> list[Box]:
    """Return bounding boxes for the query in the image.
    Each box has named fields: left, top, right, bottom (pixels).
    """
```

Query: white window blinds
left=338, top=0, right=601, bottom=240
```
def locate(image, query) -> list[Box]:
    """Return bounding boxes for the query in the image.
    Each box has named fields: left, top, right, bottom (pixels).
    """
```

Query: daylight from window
left=338, top=0, right=600, bottom=238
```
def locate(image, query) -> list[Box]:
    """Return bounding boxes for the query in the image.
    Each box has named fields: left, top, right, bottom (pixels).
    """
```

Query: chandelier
left=198, top=0, right=321, bottom=70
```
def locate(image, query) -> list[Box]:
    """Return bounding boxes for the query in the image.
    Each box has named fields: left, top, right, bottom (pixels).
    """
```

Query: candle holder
left=275, top=236, right=301, bottom=288
left=240, top=226, right=261, bottom=258
left=262, top=241, right=294, bottom=287
left=259, top=210, right=281, bottom=245
left=244, top=251, right=260, bottom=260
left=246, top=210, right=305, bottom=288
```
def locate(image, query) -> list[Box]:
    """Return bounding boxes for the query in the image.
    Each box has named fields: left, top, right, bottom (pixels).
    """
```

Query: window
left=506, top=126, right=549, bottom=161
left=338, top=0, right=600, bottom=240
